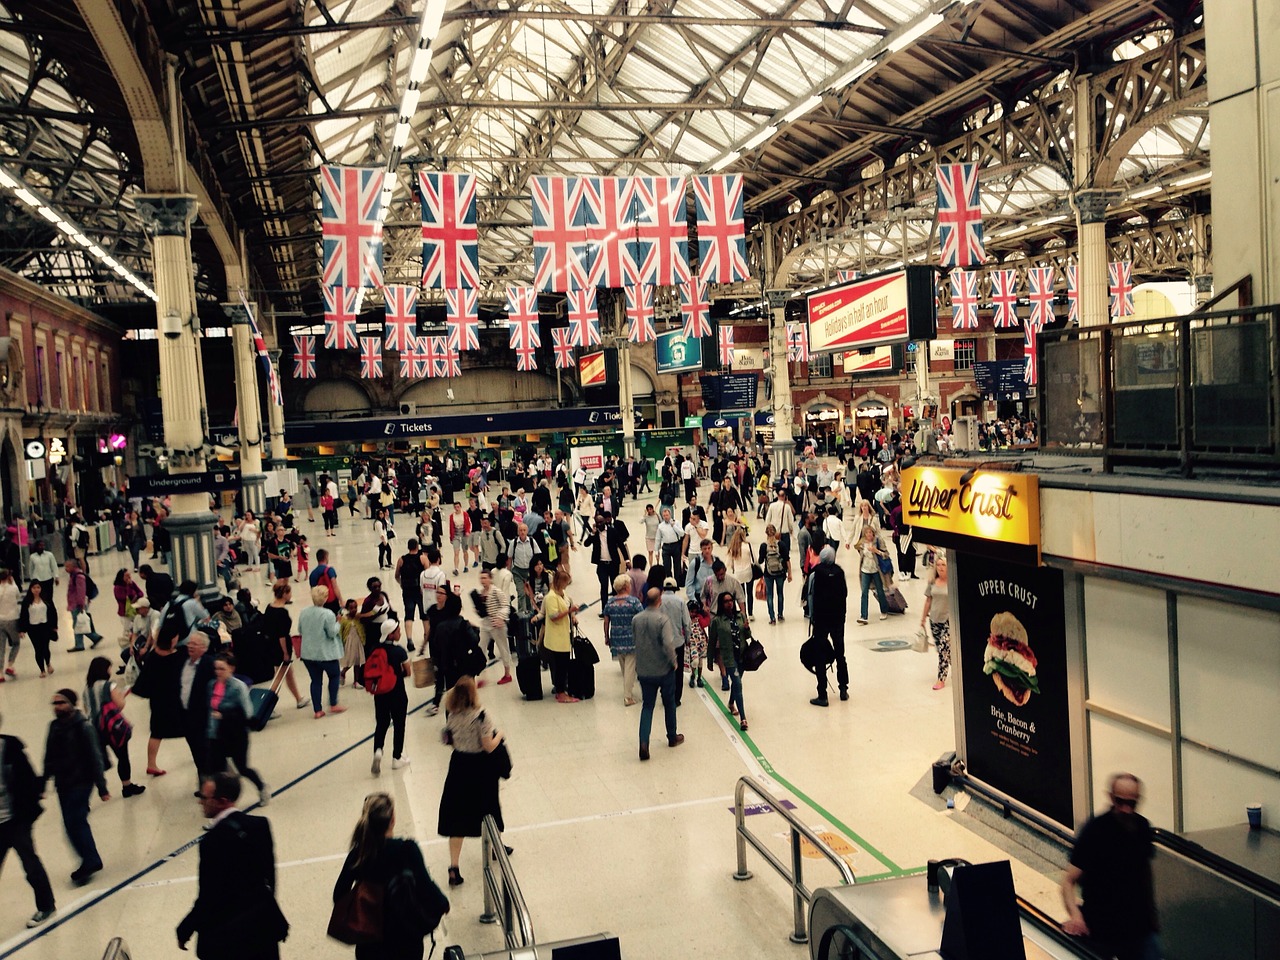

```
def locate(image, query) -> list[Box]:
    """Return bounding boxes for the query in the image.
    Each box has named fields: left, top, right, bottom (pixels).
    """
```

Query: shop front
left=701, top=411, right=748, bottom=455
left=804, top=402, right=841, bottom=453
left=753, top=411, right=775, bottom=454
left=853, top=401, right=889, bottom=433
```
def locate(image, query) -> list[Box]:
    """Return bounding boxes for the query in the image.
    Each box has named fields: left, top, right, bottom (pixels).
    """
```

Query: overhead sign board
left=286, top=406, right=634, bottom=444
left=929, top=340, right=955, bottom=362
left=900, top=464, right=1041, bottom=565
left=579, top=350, right=607, bottom=387
left=655, top=329, right=704, bottom=373
left=730, top=347, right=767, bottom=371
left=700, top=373, right=758, bottom=411
left=974, top=360, right=1027, bottom=401
left=130, top=469, right=243, bottom=496
left=806, top=265, right=937, bottom=354
left=24, top=440, right=45, bottom=460
left=843, top=345, right=896, bottom=375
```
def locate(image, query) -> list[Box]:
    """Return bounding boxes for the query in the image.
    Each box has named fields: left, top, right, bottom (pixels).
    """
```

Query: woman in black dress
left=129, top=633, right=185, bottom=776
left=437, top=676, right=507, bottom=887
left=252, top=580, right=308, bottom=708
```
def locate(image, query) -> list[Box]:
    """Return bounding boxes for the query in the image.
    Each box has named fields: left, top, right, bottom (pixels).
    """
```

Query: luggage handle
left=269, top=662, right=291, bottom=694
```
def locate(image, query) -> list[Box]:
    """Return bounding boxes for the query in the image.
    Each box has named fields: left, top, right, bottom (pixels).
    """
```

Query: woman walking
left=112, top=570, right=143, bottom=647
left=756, top=524, right=791, bottom=624
left=603, top=574, right=642, bottom=706
left=257, top=581, right=309, bottom=708
left=854, top=524, right=891, bottom=625
left=920, top=553, right=951, bottom=690
left=299, top=585, right=346, bottom=718
left=19, top=581, right=56, bottom=677
left=709, top=591, right=751, bottom=731
left=237, top=510, right=261, bottom=573
left=726, top=528, right=755, bottom=620
left=437, top=676, right=507, bottom=887
left=541, top=569, right=579, bottom=704
left=82, top=656, right=145, bottom=797
left=375, top=508, right=394, bottom=571
left=129, top=631, right=185, bottom=776
left=205, top=651, right=269, bottom=804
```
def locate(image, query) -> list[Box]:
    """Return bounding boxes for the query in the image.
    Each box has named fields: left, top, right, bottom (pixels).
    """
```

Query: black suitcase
left=249, top=663, right=290, bottom=732
left=567, top=656, right=595, bottom=700
left=884, top=586, right=909, bottom=614
left=516, top=655, right=543, bottom=701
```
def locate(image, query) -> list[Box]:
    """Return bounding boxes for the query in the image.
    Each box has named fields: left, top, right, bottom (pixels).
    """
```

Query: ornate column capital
left=1072, top=189, right=1118, bottom=225
left=135, top=195, right=199, bottom=236
left=221, top=302, right=252, bottom=324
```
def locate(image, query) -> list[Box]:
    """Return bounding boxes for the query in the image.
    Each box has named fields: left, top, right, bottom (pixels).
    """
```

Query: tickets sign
left=807, top=265, right=937, bottom=354
left=579, top=350, right=607, bottom=387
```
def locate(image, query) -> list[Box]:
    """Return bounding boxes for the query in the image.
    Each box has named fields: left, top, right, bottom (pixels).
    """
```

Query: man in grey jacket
left=632, top=588, right=684, bottom=761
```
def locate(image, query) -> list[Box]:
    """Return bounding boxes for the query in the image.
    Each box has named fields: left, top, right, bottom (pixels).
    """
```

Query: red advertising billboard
left=807, top=265, right=937, bottom=354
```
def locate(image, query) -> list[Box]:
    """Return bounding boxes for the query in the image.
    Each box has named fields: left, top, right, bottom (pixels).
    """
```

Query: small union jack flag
left=422, top=335, right=448, bottom=379
left=398, top=338, right=419, bottom=379
left=990, top=268, right=1020, bottom=328
left=717, top=323, right=735, bottom=367
left=266, top=363, right=284, bottom=407
left=1066, top=263, right=1080, bottom=324
left=445, top=287, right=480, bottom=351
left=322, top=286, right=359, bottom=349
left=566, top=288, right=600, bottom=347
left=359, top=337, right=383, bottom=379
left=530, top=176, right=591, bottom=292
left=551, top=326, right=575, bottom=369
left=693, top=175, right=749, bottom=285
left=505, top=285, right=541, bottom=355
left=627, top=176, right=690, bottom=287
left=786, top=323, right=810, bottom=362
left=935, top=162, right=985, bottom=268
left=837, top=269, right=859, bottom=283
left=441, top=341, right=462, bottom=378
left=419, top=171, right=479, bottom=290
left=1109, top=261, right=1134, bottom=318
left=514, top=341, right=537, bottom=371
left=383, top=285, right=418, bottom=352
left=625, top=284, right=655, bottom=343
left=292, top=335, right=316, bottom=379
left=1028, top=266, right=1056, bottom=328
left=679, top=278, right=712, bottom=338
left=320, top=165, right=384, bottom=289
left=1023, top=320, right=1040, bottom=386
left=412, top=335, right=432, bottom=378
left=950, top=268, right=979, bottom=330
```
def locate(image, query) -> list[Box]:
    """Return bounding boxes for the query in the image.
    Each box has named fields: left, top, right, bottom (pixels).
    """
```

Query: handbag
left=913, top=629, right=929, bottom=653
left=411, top=657, right=436, bottom=688
left=740, top=638, right=767, bottom=672
left=327, top=880, right=385, bottom=945
left=754, top=578, right=766, bottom=601
left=571, top=633, right=600, bottom=665
left=877, top=555, right=894, bottom=575
left=491, top=739, right=513, bottom=780
left=74, top=611, right=93, bottom=634
left=750, top=562, right=763, bottom=581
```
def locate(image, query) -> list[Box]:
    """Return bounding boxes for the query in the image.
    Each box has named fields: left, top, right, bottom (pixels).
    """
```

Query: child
left=294, top=534, right=310, bottom=582
left=686, top=599, right=709, bottom=689
left=339, top=598, right=365, bottom=688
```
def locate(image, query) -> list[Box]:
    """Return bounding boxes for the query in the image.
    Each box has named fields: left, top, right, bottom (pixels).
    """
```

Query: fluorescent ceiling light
left=781, top=95, right=822, bottom=125
left=710, top=151, right=741, bottom=172
left=408, top=45, right=432, bottom=87
left=0, top=168, right=20, bottom=189
left=1172, top=170, right=1211, bottom=187
left=37, top=206, right=61, bottom=224
left=830, top=60, right=875, bottom=89
left=391, top=123, right=411, bottom=151
left=14, top=187, right=39, bottom=207
left=1034, top=215, right=1069, bottom=226
left=399, top=87, right=422, bottom=122
left=888, top=14, right=942, bottom=53
left=741, top=125, right=777, bottom=151
left=419, top=0, right=447, bottom=40
left=1128, top=184, right=1163, bottom=199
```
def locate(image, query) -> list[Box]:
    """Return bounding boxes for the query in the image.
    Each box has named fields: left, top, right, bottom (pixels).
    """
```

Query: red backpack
left=363, top=646, right=397, bottom=695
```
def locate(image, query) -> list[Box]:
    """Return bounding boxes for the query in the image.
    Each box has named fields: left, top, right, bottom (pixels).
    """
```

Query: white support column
left=266, top=349, right=287, bottom=468
left=763, top=224, right=795, bottom=476
left=1071, top=76, right=1114, bottom=329
left=223, top=303, right=267, bottom=515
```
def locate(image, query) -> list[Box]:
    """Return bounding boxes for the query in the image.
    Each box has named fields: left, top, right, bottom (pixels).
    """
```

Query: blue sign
left=973, top=360, right=1027, bottom=401
left=701, top=373, right=758, bottom=411
left=655, top=329, right=703, bottom=373
left=285, top=406, right=635, bottom=444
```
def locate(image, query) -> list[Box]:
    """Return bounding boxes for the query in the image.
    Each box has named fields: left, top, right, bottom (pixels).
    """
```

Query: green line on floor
left=701, top=684, right=903, bottom=877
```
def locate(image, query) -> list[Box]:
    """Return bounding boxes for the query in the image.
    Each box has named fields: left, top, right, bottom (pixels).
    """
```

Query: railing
left=479, top=813, right=535, bottom=951
left=100, top=939, right=131, bottom=960
left=733, top=776, right=856, bottom=944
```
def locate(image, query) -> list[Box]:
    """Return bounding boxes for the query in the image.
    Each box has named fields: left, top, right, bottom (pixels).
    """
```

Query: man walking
left=393, top=539, right=426, bottom=650
left=369, top=620, right=411, bottom=775
left=180, top=633, right=217, bottom=797
left=41, top=689, right=107, bottom=884
left=507, top=523, right=541, bottom=617
left=764, top=487, right=798, bottom=556
left=807, top=546, right=849, bottom=707
left=65, top=559, right=103, bottom=651
left=632, top=588, right=683, bottom=761
left=477, top=570, right=513, bottom=685
left=585, top=512, right=626, bottom=612
left=0, top=710, right=57, bottom=927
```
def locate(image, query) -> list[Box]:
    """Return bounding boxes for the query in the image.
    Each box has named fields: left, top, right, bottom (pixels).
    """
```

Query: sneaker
left=425, top=703, right=439, bottom=717
left=809, top=697, right=829, bottom=708
left=258, top=783, right=271, bottom=806
left=371, top=749, right=383, bottom=775
left=296, top=697, right=310, bottom=709
left=26, top=909, right=56, bottom=928
left=856, top=618, right=868, bottom=625
left=879, top=613, right=888, bottom=620
left=497, top=674, right=512, bottom=685
left=392, top=756, right=411, bottom=770
left=121, top=783, right=146, bottom=798
left=932, top=680, right=946, bottom=691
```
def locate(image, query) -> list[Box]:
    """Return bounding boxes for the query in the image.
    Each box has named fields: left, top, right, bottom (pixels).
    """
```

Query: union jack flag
left=625, top=284, right=655, bottom=343
left=627, top=176, right=690, bottom=287
left=320, top=165, right=384, bottom=288
left=786, top=323, right=810, bottom=362
left=950, top=268, right=979, bottom=329
left=423, top=335, right=449, bottom=379
left=505, top=285, right=541, bottom=352
left=935, top=162, right=985, bottom=268
left=266, top=363, right=283, bottom=407
left=990, top=268, right=1019, bottom=328
left=1066, top=263, right=1080, bottom=323
left=1028, top=266, right=1056, bottom=328
left=717, top=323, right=735, bottom=367
left=693, top=175, right=749, bottom=284
left=239, top=293, right=277, bottom=392
left=566, top=288, right=600, bottom=347
left=1023, top=320, right=1040, bottom=386
left=383, top=285, right=418, bottom=352
left=322, top=286, right=359, bottom=350
left=445, top=287, right=480, bottom=351
left=583, top=176, right=637, bottom=288
left=1109, top=260, right=1134, bottom=318
left=837, top=269, right=859, bottom=283
left=398, top=338, right=419, bottom=379
left=679, top=278, right=712, bottom=338
left=359, top=337, right=383, bottom=378
left=419, top=171, right=479, bottom=290
left=441, top=341, right=462, bottom=378
left=530, top=176, right=591, bottom=292
left=551, top=326, right=575, bottom=369
left=292, top=335, right=316, bottom=379
left=412, top=335, right=433, bottom=378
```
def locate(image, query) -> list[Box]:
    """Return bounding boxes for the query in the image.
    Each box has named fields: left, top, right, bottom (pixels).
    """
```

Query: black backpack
left=156, top=597, right=188, bottom=646
left=799, top=633, right=835, bottom=674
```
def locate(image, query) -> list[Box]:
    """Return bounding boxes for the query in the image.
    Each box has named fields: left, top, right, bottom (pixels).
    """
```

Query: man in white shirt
left=765, top=487, right=798, bottom=556
left=680, top=456, right=696, bottom=502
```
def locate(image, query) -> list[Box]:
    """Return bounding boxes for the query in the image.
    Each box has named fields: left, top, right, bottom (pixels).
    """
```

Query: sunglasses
left=51, top=700, right=68, bottom=706
left=1111, top=794, right=1140, bottom=809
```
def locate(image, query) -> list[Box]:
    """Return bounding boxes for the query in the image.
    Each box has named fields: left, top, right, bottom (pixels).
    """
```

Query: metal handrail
left=100, top=939, right=131, bottom=960
left=479, top=813, right=535, bottom=950
left=733, top=776, right=856, bottom=944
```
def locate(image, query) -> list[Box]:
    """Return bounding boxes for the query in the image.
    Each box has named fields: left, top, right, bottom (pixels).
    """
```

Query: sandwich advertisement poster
left=956, top=553, right=1072, bottom=827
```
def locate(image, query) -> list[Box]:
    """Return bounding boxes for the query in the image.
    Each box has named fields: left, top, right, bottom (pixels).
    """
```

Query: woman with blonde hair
left=298, top=584, right=346, bottom=719
left=726, top=527, right=756, bottom=620
left=333, top=792, right=450, bottom=959
left=437, top=676, right=508, bottom=887
left=541, top=568, right=579, bottom=703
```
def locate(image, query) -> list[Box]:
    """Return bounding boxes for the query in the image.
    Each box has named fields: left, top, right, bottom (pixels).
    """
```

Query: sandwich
left=982, top=612, right=1039, bottom=706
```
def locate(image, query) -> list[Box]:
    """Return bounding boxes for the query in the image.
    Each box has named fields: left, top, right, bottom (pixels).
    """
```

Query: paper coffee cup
left=1246, top=803, right=1262, bottom=829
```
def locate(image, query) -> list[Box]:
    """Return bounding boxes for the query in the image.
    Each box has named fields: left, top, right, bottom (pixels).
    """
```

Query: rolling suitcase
left=249, top=663, right=290, bottom=732
left=567, top=632, right=598, bottom=700
left=884, top=586, right=909, bottom=615
left=516, top=654, right=543, bottom=701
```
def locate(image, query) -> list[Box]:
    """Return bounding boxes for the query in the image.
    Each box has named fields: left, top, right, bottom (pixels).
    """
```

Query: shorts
left=467, top=532, right=481, bottom=549
left=450, top=535, right=465, bottom=551
left=402, top=591, right=426, bottom=621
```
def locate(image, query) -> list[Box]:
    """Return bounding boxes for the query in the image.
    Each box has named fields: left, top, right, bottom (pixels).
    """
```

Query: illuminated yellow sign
left=579, top=350, right=607, bottom=387
left=900, top=466, right=1040, bottom=548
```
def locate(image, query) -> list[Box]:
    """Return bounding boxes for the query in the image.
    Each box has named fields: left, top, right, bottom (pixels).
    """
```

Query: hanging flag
left=419, top=171, right=479, bottom=290
left=266, top=363, right=284, bottom=407
left=505, top=285, right=541, bottom=362
left=693, top=174, right=749, bottom=284
left=398, top=338, right=419, bottom=379
left=1028, top=266, right=1056, bottom=328
left=322, top=286, right=359, bottom=349
left=786, top=322, right=810, bottom=362
left=445, top=287, right=480, bottom=351
left=1023, top=321, right=1040, bottom=386
left=950, top=268, right=979, bottom=330
left=530, top=176, right=591, bottom=292
left=292, top=335, right=316, bottom=379
left=837, top=269, right=859, bottom=283
left=551, top=326, right=575, bottom=369
left=442, top=341, right=462, bottom=378
left=717, top=323, right=735, bottom=367
left=990, top=268, right=1019, bottom=328
left=320, top=165, right=384, bottom=288
left=679, top=278, right=712, bottom=338
left=239, top=293, right=274, bottom=387
left=1109, top=260, right=1134, bottom=318
left=421, top=335, right=449, bottom=378
left=627, top=176, right=690, bottom=287
left=583, top=176, right=636, bottom=288
left=566, top=288, right=600, bottom=347
left=625, top=284, right=655, bottom=343
left=359, top=337, right=383, bottom=378
left=1066, top=263, right=1080, bottom=324
left=412, top=335, right=432, bottom=378
left=935, top=162, right=985, bottom=268
left=383, top=284, right=418, bottom=353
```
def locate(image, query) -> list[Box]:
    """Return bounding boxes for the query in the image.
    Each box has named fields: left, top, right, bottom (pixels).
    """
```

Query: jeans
left=303, top=658, right=341, bottom=708
left=859, top=571, right=888, bottom=620
left=726, top=666, right=745, bottom=720
left=210, top=732, right=264, bottom=790
left=638, top=670, right=679, bottom=746
left=812, top=621, right=848, bottom=699
left=764, top=574, right=785, bottom=620
left=377, top=542, right=392, bottom=568
left=70, top=606, right=101, bottom=650
left=373, top=685, right=407, bottom=758
left=0, top=819, right=55, bottom=911
left=0, top=618, right=19, bottom=664
left=57, top=785, right=102, bottom=872
left=481, top=619, right=512, bottom=675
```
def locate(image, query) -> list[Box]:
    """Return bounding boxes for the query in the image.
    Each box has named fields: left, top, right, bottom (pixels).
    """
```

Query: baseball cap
left=662, top=576, right=678, bottom=589
left=134, top=597, right=151, bottom=609
left=379, top=620, right=400, bottom=640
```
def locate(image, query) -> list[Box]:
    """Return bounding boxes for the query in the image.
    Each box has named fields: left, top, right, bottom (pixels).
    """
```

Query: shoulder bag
left=327, top=879, right=385, bottom=945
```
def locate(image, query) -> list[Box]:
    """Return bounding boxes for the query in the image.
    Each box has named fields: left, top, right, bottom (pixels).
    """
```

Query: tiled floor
left=0, top=482, right=1065, bottom=958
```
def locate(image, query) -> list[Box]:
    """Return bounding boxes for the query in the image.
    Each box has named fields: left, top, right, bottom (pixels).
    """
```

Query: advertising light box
left=843, top=345, right=897, bottom=375
left=655, top=329, right=703, bottom=373
left=579, top=350, right=607, bottom=386
left=807, top=265, right=937, bottom=354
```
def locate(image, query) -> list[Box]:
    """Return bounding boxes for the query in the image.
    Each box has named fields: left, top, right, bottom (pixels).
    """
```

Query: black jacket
left=0, top=734, right=44, bottom=825
left=42, top=713, right=106, bottom=795
left=808, top=562, right=848, bottom=626
left=145, top=572, right=175, bottom=611
left=183, top=654, right=218, bottom=730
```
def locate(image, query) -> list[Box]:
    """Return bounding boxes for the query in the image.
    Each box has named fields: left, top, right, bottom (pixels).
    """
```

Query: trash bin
left=932, top=759, right=953, bottom=795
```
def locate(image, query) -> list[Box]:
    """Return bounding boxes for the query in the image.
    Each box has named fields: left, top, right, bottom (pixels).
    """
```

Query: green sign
left=684, top=415, right=702, bottom=427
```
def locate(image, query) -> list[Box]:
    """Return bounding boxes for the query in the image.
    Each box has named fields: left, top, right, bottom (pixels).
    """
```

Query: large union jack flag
left=935, top=162, right=985, bottom=268
left=566, top=288, right=600, bottom=347
left=1023, top=321, right=1040, bottom=386
left=1066, top=263, right=1080, bottom=324
left=1028, top=266, right=1056, bottom=328
left=1109, top=260, right=1134, bottom=318
left=583, top=176, right=637, bottom=288
left=679, top=278, right=712, bottom=338
left=383, top=285, right=418, bottom=352
left=551, top=326, right=575, bottom=369
left=320, top=165, right=384, bottom=289
left=786, top=322, right=810, bottom=363
left=693, top=175, right=749, bottom=285
left=625, top=284, right=655, bottom=343
left=717, top=323, right=735, bottom=367
left=505, top=285, right=541, bottom=351
left=292, top=335, right=316, bottom=379
left=445, top=287, right=480, bottom=351
left=323, top=286, right=359, bottom=350
left=530, top=176, right=591, bottom=292
left=950, top=268, right=979, bottom=330
left=419, top=171, right=479, bottom=290
left=990, top=268, right=1020, bottom=328
left=627, top=176, right=690, bottom=287
left=359, top=337, right=383, bottom=379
